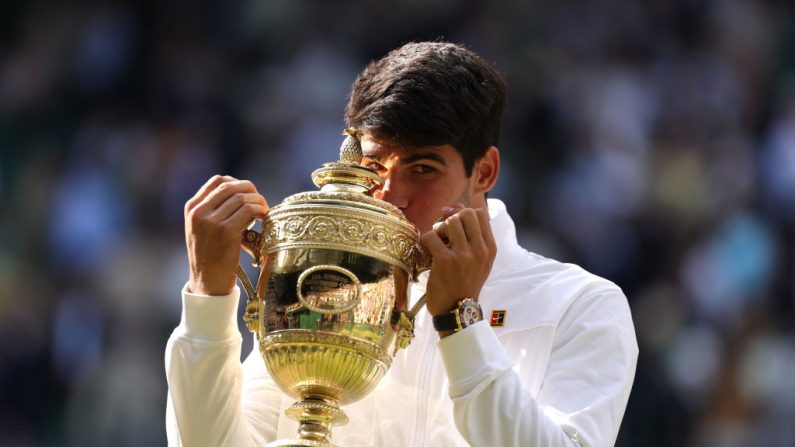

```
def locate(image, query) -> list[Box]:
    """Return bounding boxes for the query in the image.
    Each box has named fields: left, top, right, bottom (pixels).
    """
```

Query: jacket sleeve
left=438, top=289, right=638, bottom=447
left=165, top=285, right=282, bottom=447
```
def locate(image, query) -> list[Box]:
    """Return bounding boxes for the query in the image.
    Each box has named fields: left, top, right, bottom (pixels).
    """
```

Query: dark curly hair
left=345, top=42, right=507, bottom=176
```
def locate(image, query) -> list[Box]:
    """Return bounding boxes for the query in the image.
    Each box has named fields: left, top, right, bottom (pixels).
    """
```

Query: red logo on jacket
left=490, top=310, right=506, bottom=327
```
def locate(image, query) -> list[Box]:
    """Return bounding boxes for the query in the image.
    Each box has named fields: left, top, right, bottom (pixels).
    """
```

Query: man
left=166, top=42, right=638, bottom=446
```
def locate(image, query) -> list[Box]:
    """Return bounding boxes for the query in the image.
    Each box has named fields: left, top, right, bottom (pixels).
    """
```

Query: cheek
left=404, top=184, right=454, bottom=232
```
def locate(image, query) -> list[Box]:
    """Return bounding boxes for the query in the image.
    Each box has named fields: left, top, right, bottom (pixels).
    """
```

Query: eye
left=411, top=165, right=436, bottom=175
left=364, top=161, right=386, bottom=173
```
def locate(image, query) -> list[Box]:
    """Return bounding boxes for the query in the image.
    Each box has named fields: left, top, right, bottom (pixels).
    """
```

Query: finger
left=442, top=213, right=468, bottom=249
left=432, top=220, right=450, bottom=245
left=198, top=180, right=259, bottom=213
left=211, top=192, right=268, bottom=221
left=459, top=209, right=486, bottom=248
left=222, top=201, right=270, bottom=234
left=476, top=208, right=496, bottom=253
left=420, top=231, right=450, bottom=257
left=185, top=175, right=236, bottom=213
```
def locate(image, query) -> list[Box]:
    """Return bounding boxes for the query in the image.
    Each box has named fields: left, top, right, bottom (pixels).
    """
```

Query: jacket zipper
left=411, top=308, right=436, bottom=446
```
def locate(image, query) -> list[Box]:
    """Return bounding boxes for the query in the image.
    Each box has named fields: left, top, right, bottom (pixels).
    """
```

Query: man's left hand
left=420, top=204, right=497, bottom=325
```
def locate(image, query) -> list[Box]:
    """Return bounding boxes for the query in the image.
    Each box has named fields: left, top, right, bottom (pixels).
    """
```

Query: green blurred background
left=1, top=1, right=794, bottom=446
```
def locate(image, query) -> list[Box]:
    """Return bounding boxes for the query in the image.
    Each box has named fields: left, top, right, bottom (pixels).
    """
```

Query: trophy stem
left=267, top=397, right=348, bottom=447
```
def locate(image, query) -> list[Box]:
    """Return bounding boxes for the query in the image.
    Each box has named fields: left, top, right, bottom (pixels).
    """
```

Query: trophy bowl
left=236, top=133, right=429, bottom=447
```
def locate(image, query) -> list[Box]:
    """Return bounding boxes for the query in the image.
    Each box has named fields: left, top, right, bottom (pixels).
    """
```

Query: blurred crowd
left=1, top=1, right=793, bottom=446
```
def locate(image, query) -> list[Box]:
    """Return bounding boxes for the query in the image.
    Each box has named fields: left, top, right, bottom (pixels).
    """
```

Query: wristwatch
left=432, top=298, right=483, bottom=332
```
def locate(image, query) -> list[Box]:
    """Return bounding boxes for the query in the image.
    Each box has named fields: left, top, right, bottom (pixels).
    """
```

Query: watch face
left=459, top=301, right=483, bottom=327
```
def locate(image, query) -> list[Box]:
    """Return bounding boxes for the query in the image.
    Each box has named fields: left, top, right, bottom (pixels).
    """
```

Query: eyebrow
left=362, top=151, right=448, bottom=166
left=403, top=152, right=448, bottom=166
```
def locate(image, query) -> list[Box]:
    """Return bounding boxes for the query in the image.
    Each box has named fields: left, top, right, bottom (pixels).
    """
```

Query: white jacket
left=166, top=199, right=638, bottom=446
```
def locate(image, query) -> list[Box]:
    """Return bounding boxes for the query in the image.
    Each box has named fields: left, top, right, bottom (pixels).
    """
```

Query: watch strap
left=432, top=312, right=460, bottom=331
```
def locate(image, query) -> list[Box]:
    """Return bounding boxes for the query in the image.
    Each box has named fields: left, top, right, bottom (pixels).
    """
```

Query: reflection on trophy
left=235, top=132, right=430, bottom=447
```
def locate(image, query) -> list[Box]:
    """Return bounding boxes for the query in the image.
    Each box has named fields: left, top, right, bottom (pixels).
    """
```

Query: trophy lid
left=261, top=131, right=430, bottom=276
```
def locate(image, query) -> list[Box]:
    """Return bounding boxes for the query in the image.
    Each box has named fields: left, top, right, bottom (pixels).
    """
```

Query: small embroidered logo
left=490, top=310, right=506, bottom=327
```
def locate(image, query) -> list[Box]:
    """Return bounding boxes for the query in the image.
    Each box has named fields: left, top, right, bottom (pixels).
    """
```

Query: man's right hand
left=184, top=175, right=269, bottom=296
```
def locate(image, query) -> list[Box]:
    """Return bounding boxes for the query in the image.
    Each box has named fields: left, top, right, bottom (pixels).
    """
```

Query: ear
left=471, top=146, right=500, bottom=195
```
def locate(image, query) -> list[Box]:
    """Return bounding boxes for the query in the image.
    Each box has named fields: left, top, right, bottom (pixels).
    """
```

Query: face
left=360, top=133, right=476, bottom=234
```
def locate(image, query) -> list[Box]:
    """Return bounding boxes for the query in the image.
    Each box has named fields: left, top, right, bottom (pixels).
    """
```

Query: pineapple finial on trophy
left=311, top=129, right=380, bottom=193
left=339, top=128, right=363, bottom=164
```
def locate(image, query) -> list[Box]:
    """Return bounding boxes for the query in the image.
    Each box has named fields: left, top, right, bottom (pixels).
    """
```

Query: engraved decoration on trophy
left=235, top=130, right=431, bottom=447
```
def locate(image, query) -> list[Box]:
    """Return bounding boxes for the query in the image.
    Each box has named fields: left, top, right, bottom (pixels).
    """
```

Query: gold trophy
left=236, top=132, right=430, bottom=447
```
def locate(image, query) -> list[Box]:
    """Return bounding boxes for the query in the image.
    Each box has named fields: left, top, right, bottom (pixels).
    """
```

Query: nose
left=373, top=173, right=409, bottom=209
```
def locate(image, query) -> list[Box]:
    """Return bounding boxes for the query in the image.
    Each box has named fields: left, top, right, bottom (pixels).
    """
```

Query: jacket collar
left=486, top=198, right=521, bottom=282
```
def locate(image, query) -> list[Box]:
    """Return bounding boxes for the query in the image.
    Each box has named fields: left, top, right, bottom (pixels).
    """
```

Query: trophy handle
left=411, top=246, right=433, bottom=280
left=237, top=228, right=262, bottom=334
